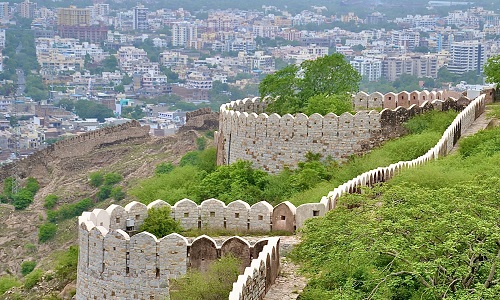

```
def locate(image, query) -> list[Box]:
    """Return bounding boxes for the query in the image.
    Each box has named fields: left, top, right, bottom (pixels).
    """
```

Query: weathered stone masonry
left=77, top=200, right=281, bottom=300
left=0, top=120, right=150, bottom=181
left=216, top=90, right=468, bottom=173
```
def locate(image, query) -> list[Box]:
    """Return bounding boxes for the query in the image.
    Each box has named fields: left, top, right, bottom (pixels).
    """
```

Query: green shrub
left=24, top=243, right=36, bottom=254
left=155, top=162, right=174, bottom=175
left=88, top=171, right=104, bottom=187
left=12, top=188, right=35, bottom=210
left=44, top=194, right=58, bottom=209
left=170, top=255, right=240, bottom=300
left=196, top=136, right=207, bottom=151
left=38, top=223, right=57, bottom=243
left=103, top=172, right=123, bottom=186
left=25, top=177, right=39, bottom=195
left=20, top=261, right=37, bottom=276
left=55, top=246, right=78, bottom=281
left=140, top=207, right=182, bottom=237
left=47, top=198, right=93, bottom=223
left=110, top=186, right=125, bottom=201
left=0, top=275, right=22, bottom=294
left=404, top=110, right=457, bottom=134
left=96, top=185, right=112, bottom=201
left=24, top=269, right=42, bottom=290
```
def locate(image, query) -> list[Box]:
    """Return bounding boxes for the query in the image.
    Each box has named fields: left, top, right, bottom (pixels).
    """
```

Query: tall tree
left=259, top=54, right=360, bottom=115
left=484, top=54, right=500, bottom=86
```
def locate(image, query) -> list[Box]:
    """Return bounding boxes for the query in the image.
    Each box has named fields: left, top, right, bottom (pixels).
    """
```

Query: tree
left=484, top=54, right=500, bottom=86
left=139, top=206, right=182, bottom=238
left=101, top=55, right=119, bottom=72
left=260, top=53, right=361, bottom=115
left=74, top=100, right=114, bottom=122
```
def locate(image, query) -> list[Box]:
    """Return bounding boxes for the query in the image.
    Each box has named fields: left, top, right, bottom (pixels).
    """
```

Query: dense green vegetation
left=259, top=53, right=361, bottom=115
left=131, top=110, right=457, bottom=207
left=170, top=255, right=241, bottom=300
left=38, top=171, right=124, bottom=243
left=292, top=120, right=500, bottom=299
left=484, top=54, right=500, bottom=86
left=0, top=177, right=40, bottom=210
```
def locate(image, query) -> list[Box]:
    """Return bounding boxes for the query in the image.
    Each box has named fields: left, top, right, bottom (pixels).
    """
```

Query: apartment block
left=448, top=40, right=485, bottom=75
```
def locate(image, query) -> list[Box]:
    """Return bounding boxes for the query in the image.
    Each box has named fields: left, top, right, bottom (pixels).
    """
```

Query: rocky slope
left=0, top=129, right=202, bottom=299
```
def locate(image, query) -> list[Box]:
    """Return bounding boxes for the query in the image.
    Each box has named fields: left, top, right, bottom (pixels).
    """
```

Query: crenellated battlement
left=76, top=201, right=280, bottom=300
left=75, top=88, right=494, bottom=300
left=216, top=90, right=469, bottom=172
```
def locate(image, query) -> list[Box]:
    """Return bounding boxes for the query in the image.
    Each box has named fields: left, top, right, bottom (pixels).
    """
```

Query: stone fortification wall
left=351, top=90, right=464, bottom=110
left=0, top=120, right=150, bottom=181
left=77, top=203, right=280, bottom=300
left=216, top=91, right=467, bottom=173
left=78, top=198, right=321, bottom=237
left=181, top=107, right=219, bottom=131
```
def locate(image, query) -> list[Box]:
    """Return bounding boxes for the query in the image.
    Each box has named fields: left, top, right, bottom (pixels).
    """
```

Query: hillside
left=0, top=128, right=202, bottom=299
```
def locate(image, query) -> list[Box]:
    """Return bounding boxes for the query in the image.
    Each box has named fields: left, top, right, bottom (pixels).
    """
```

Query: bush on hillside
left=88, top=172, right=104, bottom=187
left=0, top=275, right=22, bottom=294
left=55, top=246, right=78, bottom=281
left=23, top=269, right=42, bottom=289
left=47, top=198, right=93, bottom=223
left=38, top=223, right=57, bottom=243
left=43, top=194, right=58, bottom=209
left=20, top=261, right=37, bottom=276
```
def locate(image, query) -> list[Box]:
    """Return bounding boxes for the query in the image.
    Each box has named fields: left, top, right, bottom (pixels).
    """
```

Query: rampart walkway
left=265, top=107, right=494, bottom=300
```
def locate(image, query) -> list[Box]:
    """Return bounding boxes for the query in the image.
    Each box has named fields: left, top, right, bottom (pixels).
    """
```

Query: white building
left=133, top=5, right=148, bottom=31
left=350, top=57, right=382, bottom=82
left=172, top=22, right=197, bottom=48
left=448, top=41, right=485, bottom=75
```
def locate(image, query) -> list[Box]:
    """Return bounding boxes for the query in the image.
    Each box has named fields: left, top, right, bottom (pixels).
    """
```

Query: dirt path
left=263, top=235, right=307, bottom=300
left=450, top=109, right=492, bottom=153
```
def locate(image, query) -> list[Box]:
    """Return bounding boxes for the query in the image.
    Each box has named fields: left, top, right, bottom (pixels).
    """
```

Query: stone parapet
left=216, top=91, right=466, bottom=173
left=76, top=206, right=281, bottom=300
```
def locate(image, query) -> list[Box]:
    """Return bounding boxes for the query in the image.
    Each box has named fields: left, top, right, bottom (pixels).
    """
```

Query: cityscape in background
left=0, top=0, right=498, bottom=163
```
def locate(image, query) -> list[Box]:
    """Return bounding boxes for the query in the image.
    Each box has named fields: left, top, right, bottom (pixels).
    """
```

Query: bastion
left=215, top=90, right=469, bottom=173
left=76, top=200, right=281, bottom=300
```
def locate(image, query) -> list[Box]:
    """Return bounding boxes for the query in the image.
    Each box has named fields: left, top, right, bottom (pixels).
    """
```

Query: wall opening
left=184, top=212, right=189, bottom=218
left=156, top=268, right=160, bottom=278
left=258, top=215, right=263, bottom=221
left=116, top=217, right=120, bottom=224
left=280, top=216, right=286, bottom=221
left=210, top=211, right=215, bottom=217
left=313, top=210, right=320, bottom=216
left=235, top=213, right=240, bottom=218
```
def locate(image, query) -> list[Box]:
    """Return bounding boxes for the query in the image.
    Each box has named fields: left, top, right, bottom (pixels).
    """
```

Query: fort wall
left=0, top=120, right=150, bottom=181
left=216, top=90, right=468, bottom=173
left=77, top=204, right=280, bottom=300
left=75, top=88, right=493, bottom=300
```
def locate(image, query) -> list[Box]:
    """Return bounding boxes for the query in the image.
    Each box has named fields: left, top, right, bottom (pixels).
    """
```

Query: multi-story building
left=350, top=57, right=382, bottom=82
left=57, top=6, right=91, bottom=26
left=117, top=46, right=148, bottom=75
left=20, top=0, right=37, bottom=19
left=391, top=30, right=421, bottom=50
left=448, top=40, right=485, bottom=74
left=159, top=50, right=189, bottom=67
left=133, top=5, right=148, bottom=31
left=172, top=22, right=197, bottom=48
left=57, top=6, right=106, bottom=42
left=382, top=54, right=438, bottom=81
left=0, top=29, right=5, bottom=48
left=0, top=2, right=8, bottom=20
left=186, top=72, right=212, bottom=89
